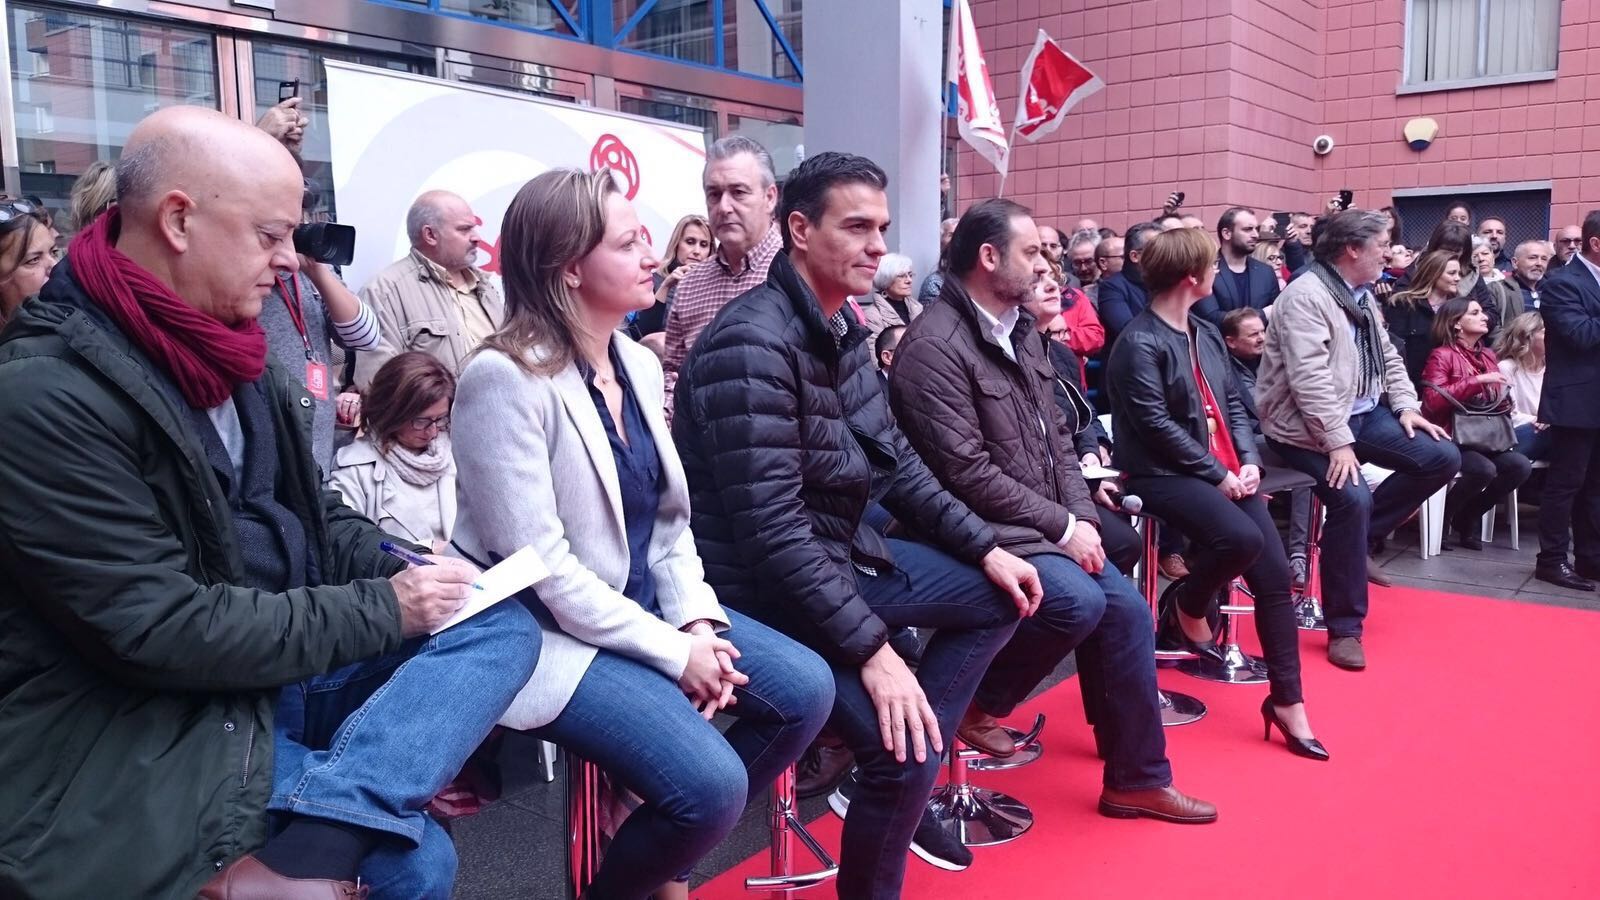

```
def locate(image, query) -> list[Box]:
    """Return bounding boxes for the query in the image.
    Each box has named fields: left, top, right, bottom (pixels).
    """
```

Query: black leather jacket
left=1105, top=308, right=1260, bottom=484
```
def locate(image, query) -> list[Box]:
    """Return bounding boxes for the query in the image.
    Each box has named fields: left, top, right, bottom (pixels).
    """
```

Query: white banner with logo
left=324, top=61, right=709, bottom=294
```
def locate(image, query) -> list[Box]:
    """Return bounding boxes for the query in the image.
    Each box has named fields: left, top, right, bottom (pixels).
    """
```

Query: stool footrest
left=743, top=808, right=838, bottom=892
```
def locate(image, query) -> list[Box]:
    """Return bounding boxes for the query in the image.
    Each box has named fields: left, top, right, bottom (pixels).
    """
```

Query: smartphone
left=278, top=80, right=300, bottom=104
left=1271, top=211, right=1292, bottom=233
left=1338, top=189, right=1354, bottom=211
left=1172, top=191, right=1185, bottom=208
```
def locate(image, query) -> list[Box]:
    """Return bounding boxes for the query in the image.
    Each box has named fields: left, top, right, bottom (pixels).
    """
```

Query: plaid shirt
left=661, top=224, right=783, bottom=418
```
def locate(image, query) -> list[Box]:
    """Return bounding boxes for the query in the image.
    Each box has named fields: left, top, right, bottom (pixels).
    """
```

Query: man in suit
left=1195, top=207, right=1280, bottom=326
left=1096, top=222, right=1161, bottom=348
left=1533, top=210, right=1600, bottom=591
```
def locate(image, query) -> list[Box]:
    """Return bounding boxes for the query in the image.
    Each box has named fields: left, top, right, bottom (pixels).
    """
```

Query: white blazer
left=449, top=335, right=728, bottom=730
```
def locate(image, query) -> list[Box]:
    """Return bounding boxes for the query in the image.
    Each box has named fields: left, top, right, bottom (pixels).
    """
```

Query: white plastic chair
left=1360, top=463, right=1450, bottom=559
left=1480, top=459, right=1550, bottom=551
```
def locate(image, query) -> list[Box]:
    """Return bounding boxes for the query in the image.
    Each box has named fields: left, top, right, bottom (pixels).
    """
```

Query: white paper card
left=1081, top=464, right=1122, bottom=481
left=431, top=545, right=550, bottom=634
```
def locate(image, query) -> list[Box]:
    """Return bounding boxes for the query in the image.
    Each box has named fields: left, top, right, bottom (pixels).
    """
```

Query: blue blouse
left=582, top=343, right=663, bottom=616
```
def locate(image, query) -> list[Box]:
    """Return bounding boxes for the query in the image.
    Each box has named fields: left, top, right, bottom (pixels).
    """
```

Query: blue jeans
left=828, top=539, right=1020, bottom=900
left=270, top=599, right=542, bottom=899
left=1268, top=405, right=1460, bottom=638
left=533, top=608, right=833, bottom=900
left=1515, top=422, right=1553, bottom=461
left=974, top=554, right=1171, bottom=790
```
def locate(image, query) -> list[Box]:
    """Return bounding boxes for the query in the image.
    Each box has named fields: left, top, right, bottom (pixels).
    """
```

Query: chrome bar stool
left=1132, top=512, right=1207, bottom=726
left=1295, top=492, right=1328, bottom=631
left=745, top=764, right=839, bottom=892
left=927, top=739, right=1035, bottom=846
left=1178, top=464, right=1314, bottom=683
left=565, top=754, right=603, bottom=900
left=1177, top=578, right=1269, bottom=684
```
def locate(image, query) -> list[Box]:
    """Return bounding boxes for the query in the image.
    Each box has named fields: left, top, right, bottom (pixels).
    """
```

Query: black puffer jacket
left=1106, top=308, right=1260, bottom=484
left=673, top=252, right=999, bottom=665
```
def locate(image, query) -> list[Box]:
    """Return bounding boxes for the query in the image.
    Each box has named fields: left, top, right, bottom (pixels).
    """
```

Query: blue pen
left=381, top=541, right=485, bottom=590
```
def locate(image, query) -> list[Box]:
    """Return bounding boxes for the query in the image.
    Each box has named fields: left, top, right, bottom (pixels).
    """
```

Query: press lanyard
left=277, top=275, right=313, bottom=361
left=277, top=274, right=329, bottom=400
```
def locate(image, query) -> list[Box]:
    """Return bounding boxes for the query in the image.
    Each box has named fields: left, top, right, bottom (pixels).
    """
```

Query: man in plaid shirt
left=661, top=135, right=782, bottom=419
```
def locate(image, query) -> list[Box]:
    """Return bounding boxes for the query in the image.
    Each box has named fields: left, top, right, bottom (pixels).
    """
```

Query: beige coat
left=858, top=290, right=924, bottom=352
left=354, top=249, right=504, bottom=387
left=1256, top=268, right=1418, bottom=453
left=328, top=436, right=456, bottom=549
left=449, top=336, right=728, bottom=730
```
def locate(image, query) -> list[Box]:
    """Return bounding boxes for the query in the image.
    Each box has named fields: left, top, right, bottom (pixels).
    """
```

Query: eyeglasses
left=409, top=414, right=451, bottom=432
left=0, top=199, right=39, bottom=224
left=1268, top=255, right=1284, bottom=262
left=1560, top=237, right=1583, bottom=244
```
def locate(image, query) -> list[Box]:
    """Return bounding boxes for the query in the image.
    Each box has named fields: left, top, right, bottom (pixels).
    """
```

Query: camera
left=294, top=223, right=356, bottom=267
left=1312, top=135, right=1336, bottom=156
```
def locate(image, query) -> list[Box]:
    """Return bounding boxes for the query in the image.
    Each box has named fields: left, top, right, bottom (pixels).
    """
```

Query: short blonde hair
left=68, top=161, right=116, bottom=233
left=1141, top=227, right=1219, bottom=295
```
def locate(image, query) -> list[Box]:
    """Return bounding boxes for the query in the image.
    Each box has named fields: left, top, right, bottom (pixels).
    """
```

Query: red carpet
left=696, top=586, right=1600, bottom=899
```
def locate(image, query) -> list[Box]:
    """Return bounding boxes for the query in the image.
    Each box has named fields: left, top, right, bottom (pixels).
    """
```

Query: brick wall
left=963, top=0, right=1600, bottom=237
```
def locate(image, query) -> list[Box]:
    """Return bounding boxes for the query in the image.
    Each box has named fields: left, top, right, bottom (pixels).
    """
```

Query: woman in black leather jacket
left=1106, top=228, right=1326, bottom=761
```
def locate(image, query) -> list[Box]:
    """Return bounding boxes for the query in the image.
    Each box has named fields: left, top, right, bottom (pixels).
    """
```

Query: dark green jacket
left=0, top=262, right=407, bottom=899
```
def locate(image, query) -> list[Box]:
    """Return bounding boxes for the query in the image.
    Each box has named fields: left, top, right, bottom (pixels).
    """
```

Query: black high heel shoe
left=1260, top=697, right=1330, bottom=761
left=1159, top=581, right=1226, bottom=666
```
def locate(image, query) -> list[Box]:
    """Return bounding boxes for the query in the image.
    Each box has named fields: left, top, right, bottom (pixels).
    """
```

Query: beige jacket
left=1256, top=268, right=1418, bottom=453
left=354, top=249, right=504, bottom=387
left=449, top=336, right=728, bottom=730
left=858, top=291, right=924, bottom=352
left=328, top=436, right=456, bottom=549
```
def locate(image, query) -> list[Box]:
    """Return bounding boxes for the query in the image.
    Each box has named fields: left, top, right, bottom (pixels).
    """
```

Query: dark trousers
left=829, top=539, right=1019, bottom=900
left=1128, top=475, right=1304, bottom=706
left=972, top=550, right=1171, bottom=791
left=1537, top=426, right=1600, bottom=569
left=1445, top=447, right=1532, bottom=530
left=1076, top=511, right=1142, bottom=734
left=1268, top=406, right=1461, bottom=638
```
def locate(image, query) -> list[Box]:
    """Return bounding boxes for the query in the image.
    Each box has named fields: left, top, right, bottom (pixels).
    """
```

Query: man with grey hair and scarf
left=1256, top=209, right=1460, bottom=672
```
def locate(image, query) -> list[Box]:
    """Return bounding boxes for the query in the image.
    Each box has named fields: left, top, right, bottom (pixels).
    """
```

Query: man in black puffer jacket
left=674, top=153, right=1039, bottom=900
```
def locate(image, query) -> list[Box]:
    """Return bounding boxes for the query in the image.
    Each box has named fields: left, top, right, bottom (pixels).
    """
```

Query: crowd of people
left=3, top=99, right=1600, bottom=900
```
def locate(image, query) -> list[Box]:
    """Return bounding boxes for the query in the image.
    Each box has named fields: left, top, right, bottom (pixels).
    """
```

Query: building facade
left=0, top=0, right=806, bottom=227
left=965, top=0, right=1590, bottom=249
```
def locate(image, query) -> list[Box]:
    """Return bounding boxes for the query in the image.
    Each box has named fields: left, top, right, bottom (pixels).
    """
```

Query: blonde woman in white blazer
left=449, top=169, right=834, bottom=900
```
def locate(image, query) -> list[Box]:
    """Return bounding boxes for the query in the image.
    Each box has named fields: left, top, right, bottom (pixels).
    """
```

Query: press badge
left=305, top=360, right=330, bottom=401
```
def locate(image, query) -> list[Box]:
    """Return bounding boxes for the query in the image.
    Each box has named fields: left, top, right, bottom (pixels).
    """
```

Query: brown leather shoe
left=956, top=705, right=1016, bottom=758
left=1327, top=636, right=1367, bottom=671
left=197, top=856, right=368, bottom=900
left=1366, top=557, right=1392, bottom=586
left=1158, top=553, right=1190, bottom=580
left=795, top=736, right=855, bottom=799
left=1097, top=785, right=1217, bottom=824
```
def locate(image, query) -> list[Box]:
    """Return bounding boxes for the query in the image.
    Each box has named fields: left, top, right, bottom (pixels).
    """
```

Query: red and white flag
left=1012, top=30, right=1104, bottom=143
left=947, top=0, right=1008, bottom=177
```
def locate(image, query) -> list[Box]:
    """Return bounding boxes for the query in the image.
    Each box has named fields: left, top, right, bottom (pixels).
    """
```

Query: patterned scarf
left=1311, top=260, right=1384, bottom=401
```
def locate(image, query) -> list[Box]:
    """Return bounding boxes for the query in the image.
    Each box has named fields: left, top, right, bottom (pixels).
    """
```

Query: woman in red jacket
left=1420, top=298, right=1533, bottom=550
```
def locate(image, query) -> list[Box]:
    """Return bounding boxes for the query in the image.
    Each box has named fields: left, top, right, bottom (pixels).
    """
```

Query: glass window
left=252, top=41, right=432, bottom=221
left=728, top=0, right=801, bottom=82
left=728, top=111, right=802, bottom=180
left=618, top=87, right=717, bottom=144
left=1406, top=0, right=1559, bottom=86
left=7, top=4, right=218, bottom=226
left=617, top=0, right=800, bottom=82
left=437, top=0, right=580, bottom=36
left=618, top=0, right=716, bottom=67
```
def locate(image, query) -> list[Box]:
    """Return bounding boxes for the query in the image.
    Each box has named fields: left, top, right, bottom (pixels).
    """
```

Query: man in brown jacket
left=891, top=198, right=1216, bottom=825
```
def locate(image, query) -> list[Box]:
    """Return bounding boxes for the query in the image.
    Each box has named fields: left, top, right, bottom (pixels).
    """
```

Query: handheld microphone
left=1119, top=494, right=1144, bottom=515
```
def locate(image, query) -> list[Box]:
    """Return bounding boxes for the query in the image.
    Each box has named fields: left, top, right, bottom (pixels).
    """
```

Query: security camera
left=1312, top=135, right=1336, bottom=156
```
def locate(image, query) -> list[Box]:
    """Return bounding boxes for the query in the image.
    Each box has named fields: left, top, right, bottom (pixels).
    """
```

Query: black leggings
left=1127, top=474, right=1303, bottom=706
left=1445, top=447, right=1533, bottom=528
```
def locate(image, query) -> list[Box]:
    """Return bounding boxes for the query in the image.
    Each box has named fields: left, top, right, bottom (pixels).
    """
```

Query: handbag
left=1421, top=379, right=1516, bottom=453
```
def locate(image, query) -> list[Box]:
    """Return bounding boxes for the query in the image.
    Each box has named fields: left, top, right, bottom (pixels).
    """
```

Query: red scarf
left=70, top=208, right=267, bottom=409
